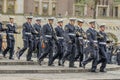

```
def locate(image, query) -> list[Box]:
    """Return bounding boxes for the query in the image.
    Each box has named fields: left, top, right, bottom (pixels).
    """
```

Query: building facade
left=0, top=0, right=120, bottom=18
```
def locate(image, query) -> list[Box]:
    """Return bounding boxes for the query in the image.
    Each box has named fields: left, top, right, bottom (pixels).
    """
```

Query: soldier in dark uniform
left=33, top=18, right=42, bottom=59
left=82, top=21, right=99, bottom=72
left=38, top=17, right=58, bottom=66
left=97, top=24, right=108, bottom=72
left=75, top=19, right=86, bottom=67
left=18, top=16, right=37, bottom=61
left=50, top=19, right=68, bottom=66
left=62, top=18, right=76, bottom=68
left=0, top=20, right=5, bottom=53
left=3, top=16, right=19, bottom=60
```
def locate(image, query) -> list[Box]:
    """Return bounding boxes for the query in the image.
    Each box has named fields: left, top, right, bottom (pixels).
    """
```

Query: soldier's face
left=27, top=19, right=32, bottom=23
left=58, top=22, right=63, bottom=27
left=100, top=26, right=105, bottom=31
left=10, top=18, right=14, bottom=23
left=90, top=23, right=95, bottom=28
left=48, top=20, right=54, bottom=24
left=36, top=20, right=41, bottom=24
left=70, top=20, right=75, bottom=25
left=78, top=22, right=83, bottom=27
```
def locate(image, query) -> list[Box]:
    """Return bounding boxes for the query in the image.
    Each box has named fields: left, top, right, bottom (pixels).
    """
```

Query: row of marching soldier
left=0, top=16, right=109, bottom=72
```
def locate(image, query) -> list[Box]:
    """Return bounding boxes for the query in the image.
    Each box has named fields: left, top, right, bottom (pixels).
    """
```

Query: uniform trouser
left=98, top=45, right=108, bottom=70
left=19, top=39, right=33, bottom=60
left=3, top=38, right=15, bottom=59
left=0, top=38, right=2, bottom=52
left=51, top=40, right=64, bottom=65
left=75, top=45, right=84, bottom=66
left=83, top=46, right=99, bottom=70
left=62, top=43, right=76, bottom=67
left=33, top=39, right=42, bottom=59
left=39, top=39, right=53, bottom=65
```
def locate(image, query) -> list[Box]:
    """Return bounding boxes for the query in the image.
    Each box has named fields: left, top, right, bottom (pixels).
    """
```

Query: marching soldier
left=33, top=18, right=42, bottom=59
left=0, top=16, right=5, bottom=53
left=82, top=21, right=99, bottom=72
left=75, top=19, right=86, bottom=67
left=18, top=16, right=37, bottom=61
left=62, top=18, right=76, bottom=68
left=3, top=16, right=19, bottom=60
left=50, top=19, right=68, bottom=66
left=97, top=24, right=108, bottom=72
left=38, top=17, right=58, bottom=66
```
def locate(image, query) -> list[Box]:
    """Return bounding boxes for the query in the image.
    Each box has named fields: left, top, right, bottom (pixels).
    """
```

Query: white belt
left=68, top=33, right=76, bottom=36
left=8, top=33, right=14, bottom=35
left=45, top=35, right=52, bottom=38
left=57, top=37, right=64, bottom=39
left=99, top=42, right=106, bottom=45
left=84, top=40, right=90, bottom=42
left=78, top=37, right=83, bottom=39
left=93, top=40, right=98, bottom=43
left=25, top=32, right=31, bottom=35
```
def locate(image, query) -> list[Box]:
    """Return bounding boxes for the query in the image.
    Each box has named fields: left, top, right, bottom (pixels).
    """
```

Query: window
left=42, top=3, right=49, bottom=16
left=0, top=0, right=3, bottom=13
left=7, top=0, right=15, bottom=14
left=52, top=3, right=56, bottom=16
left=34, top=1, right=39, bottom=15
left=75, top=0, right=81, bottom=3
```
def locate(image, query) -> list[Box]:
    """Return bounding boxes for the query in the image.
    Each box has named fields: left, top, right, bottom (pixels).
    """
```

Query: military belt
left=78, top=37, right=83, bottom=39
left=93, top=40, right=98, bottom=43
left=99, top=42, right=106, bottom=45
left=57, top=37, right=64, bottom=40
left=68, top=33, right=76, bottom=36
left=25, top=32, right=31, bottom=35
left=8, top=33, right=14, bottom=35
left=45, top=35, right=52, bottom=38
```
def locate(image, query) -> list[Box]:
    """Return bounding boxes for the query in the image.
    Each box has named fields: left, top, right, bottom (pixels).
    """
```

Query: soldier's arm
left=86, top=30, right=94, bottom=44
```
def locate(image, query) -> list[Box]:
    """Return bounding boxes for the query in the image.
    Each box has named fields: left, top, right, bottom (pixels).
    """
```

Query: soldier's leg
left=18, top=40, right=28, bottom=58
left=27, top=39, right=34, bottom=61
left=91, top=49, right=98, bottom=72
left=9, top=40, right=15, bottom=59
left=69, top=44, right=76, bottom=67
left=100, top=47, right=107, bottom=71
left=3, top=39, right=11, bottom=57
left=37, top=41, right=42, bottom=59
left=0, top=38, right=2, bottom=53
left=39, top=41, right=49, bottom=61
left=48, top=40, right=54, bottom=66
left=79, top=46, right=84, bottom=67
left=75, top=45, right=80, bottom=61
left=62, top=43, right=71, bottom=65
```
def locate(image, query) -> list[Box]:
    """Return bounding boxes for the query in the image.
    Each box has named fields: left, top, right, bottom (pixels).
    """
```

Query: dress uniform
left=18, top=16, right=36, bottom=61
left=0, top=22, right=5, bottom=53
left=62, top=18, right=76, bottom=68
left=50, top=19, right=67, bottom=66
left=3, top=16, right=19, bottom=59
left=75, top=19, right=86, bottom=67
left=82, top=21, right=99, bottom=72
left=33, top=18, right=42, bottom=59
left=97, top=24, right=108, bottom=72
left=38, top=17, right=57, bottom=66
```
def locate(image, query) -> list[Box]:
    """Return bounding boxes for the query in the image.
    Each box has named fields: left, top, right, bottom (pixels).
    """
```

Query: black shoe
left=27, top=60, right=33, bottom=62
left=48, top=64, right=55, bottom=66
left=79, top=63, right=83, bottom=67
left=38, top=60, right=42, bottom=65
left=90, top=69, right=97, bottom=72
left=17, top=55, right=20, bottom=60
left=69, top=66, right=77, bottom=68
left=100, top=69, right=107, bottom=72
left=9, top=58, right=14, bottom=60
left=82, top=62, right=86, bottom=69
